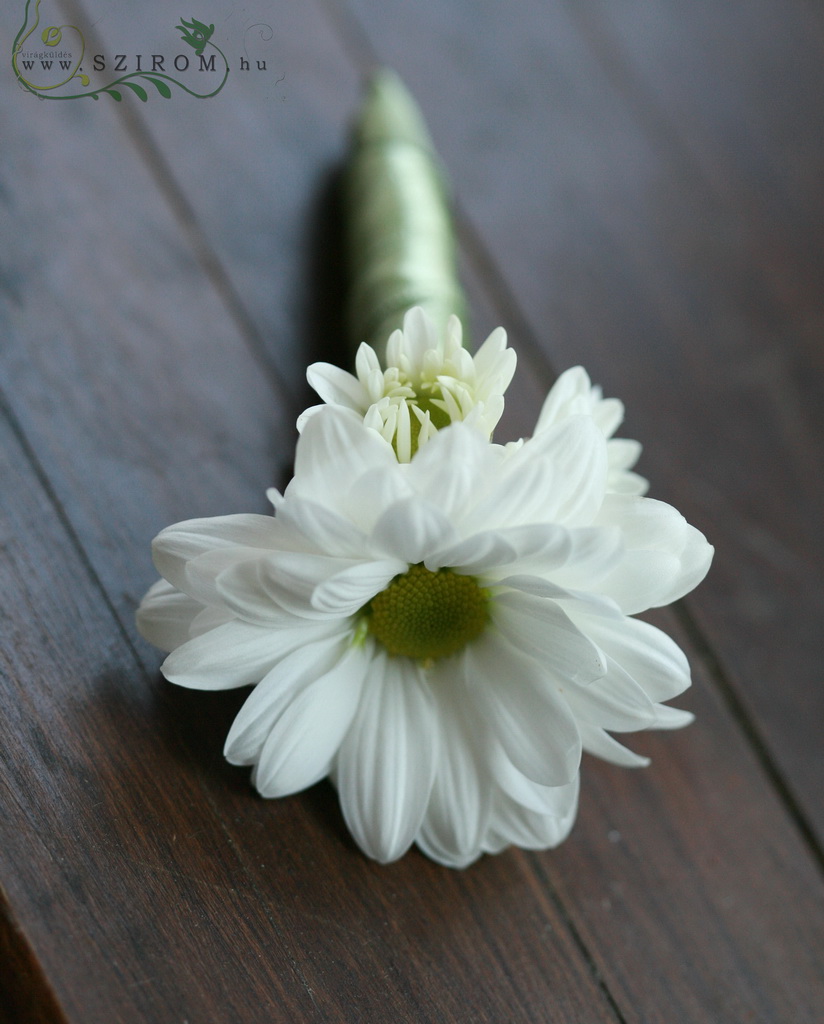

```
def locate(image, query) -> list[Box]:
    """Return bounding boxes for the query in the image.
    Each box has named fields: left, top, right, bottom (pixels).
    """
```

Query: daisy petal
left=529, top=415, right=608, bottom=524
left=136, top=579, right=203, bottom=652
left=306, top=362, right=369, bottom=412
left=216, top=559, right=304, bottom=626
left=337, top=653, right=437, bottom=863
left=650, top=705, right=694, bottom=729
left=609, top=469, right=649, bottom=495
left=672, top=528, right=716, bottom=605
left=289, top=408, right=397, bottom=510
left=405, top=424, right=497, bottom=521
left=493, top=589, right=607, bottom=684
left=534, top=367, right=591, bottom=433
left=311, top=559, right=406, bottom=615
left=354, top=341, right=381, bottom=382
left=400, top=306, right=436, bottom=364
left=563, top=661, right=661, bottom=732
left=536, top=526, right=625, bottom=589
left=189, top=605, right=234, bottom=637
left=255, top=643, right=369, bottom=796
left=162, top=618, right=340, bottom=690
left=593, top=550, right=683, bottom=614
left=592, top=397, right=624, bottom=438
left=461, top=455, right=558, bottom=533
left=595, top=495, right=713, bottom=613
left=343, top=466, right=414, bottom=533
left=489, top=741, right=580, bottom=816
left=183, top=540, right=300, bottom=607
left=371, top=497, right=456, bottom=564
left=492, top=573, right=622, bottom=620
left=224, top=632, right=350, bottom=764
left=569, top=612, right=691, bottom=702
left=429, top=523, right=572, bottom=575
left=464, top=633, right=582, bottom=787
left=607, top=438, right=642, bottom=471
left=278, top=498, right=369, bottom=559
left=485, top=777, right=580, bottom=851
left=152, top=514, right=278, bottom=593
left=295, top=403, right=323, bottom=433
left=416, top=678, right=491, bottom=868
left=255, top=551, right=401, bottom=619
left=579, top=722, right=651, bottom=767
left=474, top=327, right=516, bottom=392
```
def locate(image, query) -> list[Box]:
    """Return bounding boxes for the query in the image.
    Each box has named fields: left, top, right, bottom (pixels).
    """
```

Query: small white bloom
left=138, top=400, right=712, bottom=868
left=535, top=366, right=648, bottom=495
left=298, top=306, right=516, bottom=461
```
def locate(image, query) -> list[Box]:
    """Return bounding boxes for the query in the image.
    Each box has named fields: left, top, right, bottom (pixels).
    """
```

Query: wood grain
left=0, top=10, right=616, bottom=1022
left=2, top=0, right=823, bottom=1020
left=338, top=0, right=824, bottom=843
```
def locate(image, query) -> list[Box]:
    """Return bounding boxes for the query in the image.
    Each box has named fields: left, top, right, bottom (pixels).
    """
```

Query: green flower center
left=392, top=389, right=454, bottom=459
left=415, top=391, right=453, bottom=431
left=365, top=563, right=489, bottom=661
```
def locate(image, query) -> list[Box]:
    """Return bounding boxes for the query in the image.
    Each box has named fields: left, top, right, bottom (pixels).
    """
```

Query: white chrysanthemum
left=298, top=306, right=516, bottom=461
left=137, top=402, right=712, bottom=868
left=535, top=366, right=648, bottom=495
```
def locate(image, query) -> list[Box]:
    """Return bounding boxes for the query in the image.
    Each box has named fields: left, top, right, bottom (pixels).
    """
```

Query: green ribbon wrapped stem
left=347, top=70, right=467, bottom=363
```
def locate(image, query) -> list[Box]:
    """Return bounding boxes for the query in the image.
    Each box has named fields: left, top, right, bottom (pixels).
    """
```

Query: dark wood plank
left=470, top=286, right=824, bottom=1023
left=0, top=12, right=623, bottom=1023
left=337, top=0, right=824, bottom=846
left=4, top=0, right=823, bottom=1020
left=56, top=0, right=367, bottom=398
left=0, top=884, right=67, bottom=1024
left=564, top=0, right=824, bottom=852
left=320, top=0, right=824, bottom=1017
left=550, top=607, right=824, bottom=1023
left=0, top=418, right=322, bottom=1022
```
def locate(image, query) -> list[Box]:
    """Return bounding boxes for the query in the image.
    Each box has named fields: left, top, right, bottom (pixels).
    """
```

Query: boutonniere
left=138, top=71, right=712, bottom=867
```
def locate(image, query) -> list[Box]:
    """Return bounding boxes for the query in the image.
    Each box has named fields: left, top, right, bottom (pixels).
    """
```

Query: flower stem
left=346, top=69, right=468, bottom=363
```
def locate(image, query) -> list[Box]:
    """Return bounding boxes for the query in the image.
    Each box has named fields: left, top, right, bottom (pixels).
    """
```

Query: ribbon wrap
left=346, top=70, right=467, bottom=362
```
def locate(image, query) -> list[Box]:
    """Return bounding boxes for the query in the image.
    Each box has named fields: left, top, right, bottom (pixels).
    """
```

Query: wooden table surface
left=2, top=1, right=823, bottom=1021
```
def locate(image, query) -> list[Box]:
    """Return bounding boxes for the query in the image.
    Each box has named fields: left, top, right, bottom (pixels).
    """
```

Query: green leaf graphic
left=123, top=82, right=148, bottom=102
left=146, top=77, right=172, bottom=98
left=105, top=89, right=122, bottom=101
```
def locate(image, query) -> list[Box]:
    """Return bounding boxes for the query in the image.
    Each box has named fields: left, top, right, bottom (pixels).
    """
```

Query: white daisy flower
left=535, top=365, right=648, bottom=495
left=298, top=306, right=516, bottom=461
left=137, top=404, right=712, bottom=868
